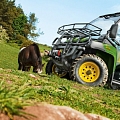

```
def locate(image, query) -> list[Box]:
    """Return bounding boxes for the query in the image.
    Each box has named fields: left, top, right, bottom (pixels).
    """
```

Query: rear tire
left=70, top=54, right=108, bottom=86
left=46, top=60, right=67, bottom=77
left=46, top=60, right=54, bottom=75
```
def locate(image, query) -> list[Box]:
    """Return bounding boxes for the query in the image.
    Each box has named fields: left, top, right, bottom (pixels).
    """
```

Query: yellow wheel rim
left=52, top=64, right=67, bottom=77
left=79, top=62, right=100, bottom=82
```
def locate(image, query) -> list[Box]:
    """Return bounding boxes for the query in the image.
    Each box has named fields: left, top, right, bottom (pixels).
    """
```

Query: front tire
left=70, top=54, right=108, bottom=86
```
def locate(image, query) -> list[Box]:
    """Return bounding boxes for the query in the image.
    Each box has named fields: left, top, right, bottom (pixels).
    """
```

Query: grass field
left=0, top=41, right=120, bottom=119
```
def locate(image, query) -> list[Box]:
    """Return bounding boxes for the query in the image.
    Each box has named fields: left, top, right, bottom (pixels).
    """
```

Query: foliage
left=0, top=0, right=23, bottom=40
left=12, top=14, right=28, bottom=40
left=0, top=26, right=9, bottom=42
left=27, top=13, right=39, bottom=40
left=20, top=40, right=34, bottom=48
left=0, top=0, right=43, bottom=45
left=15, top=34, right=27, bottom=44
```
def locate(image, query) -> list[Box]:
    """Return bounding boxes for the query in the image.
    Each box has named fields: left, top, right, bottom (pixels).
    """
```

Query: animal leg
left=18, top=63, right=23, bottom=70
left=25, top=66, right=31, bottom=71
left=22, top=66, right=26, bottom=71
left=33, top=66, right=38, bottom=73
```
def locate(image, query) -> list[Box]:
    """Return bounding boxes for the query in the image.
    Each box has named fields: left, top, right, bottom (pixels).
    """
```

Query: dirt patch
left=1, top=103, right=110, bottom=120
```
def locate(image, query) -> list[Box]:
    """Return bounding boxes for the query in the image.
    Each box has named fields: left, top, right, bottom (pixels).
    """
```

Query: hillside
left=0, top=42, right=50, bottom=70
left=0, top=42, right=120, bottom=119
left=0, top=42, right=19, bottom=69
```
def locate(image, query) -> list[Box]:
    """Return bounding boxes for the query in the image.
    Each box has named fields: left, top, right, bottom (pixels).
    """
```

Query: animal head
left=33, top=57, right=45, bottom=74
left=36, top=63, right=45, bottom=74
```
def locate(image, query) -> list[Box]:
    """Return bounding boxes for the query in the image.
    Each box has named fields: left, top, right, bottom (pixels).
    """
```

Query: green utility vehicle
left=46, top=12, right=120, bottom=89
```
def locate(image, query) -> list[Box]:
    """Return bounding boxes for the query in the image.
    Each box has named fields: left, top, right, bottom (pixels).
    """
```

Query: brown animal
left=18, top=43, right=44, bottom=73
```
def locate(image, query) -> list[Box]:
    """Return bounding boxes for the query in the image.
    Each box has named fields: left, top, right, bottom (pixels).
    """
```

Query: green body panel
left=115, top=45, right=120, bottom=66
left=91, top=41, right=117, bottom=74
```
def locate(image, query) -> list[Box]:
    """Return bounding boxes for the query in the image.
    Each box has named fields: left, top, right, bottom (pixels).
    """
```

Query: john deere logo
left=105, top=45, right=110, bottom=50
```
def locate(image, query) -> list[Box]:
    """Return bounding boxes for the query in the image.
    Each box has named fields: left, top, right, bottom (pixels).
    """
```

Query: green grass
left=0, top=42, right=19, bottom=69
left=38, top=43, right=51, bottom=52
left=0, top=42, right=120, bottom=119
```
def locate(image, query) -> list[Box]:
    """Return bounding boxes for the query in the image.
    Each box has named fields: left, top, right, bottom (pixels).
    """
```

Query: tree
left=0, top=0, right=43, bottom=45
left=12, top=14, right=27, bottom=38
left=0, top=0, right=24, bottom=41
left=27, top=13, right=40, bottom=41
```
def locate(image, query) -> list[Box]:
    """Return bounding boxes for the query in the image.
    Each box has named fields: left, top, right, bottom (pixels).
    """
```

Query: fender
left=90, top=41, right=117, bottom=72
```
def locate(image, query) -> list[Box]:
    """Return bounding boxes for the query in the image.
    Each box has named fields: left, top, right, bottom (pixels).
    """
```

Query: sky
left=15, top=0, right=120, bottom=46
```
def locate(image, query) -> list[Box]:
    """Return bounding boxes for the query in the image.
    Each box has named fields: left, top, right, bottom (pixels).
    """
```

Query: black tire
left=46, top=59, right=54, bottom=75
left=70, top=54, right=108, bottom=86
left=46, top=59, right=67, bottom=77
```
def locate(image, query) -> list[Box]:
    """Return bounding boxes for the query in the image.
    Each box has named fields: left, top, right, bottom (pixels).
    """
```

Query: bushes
left=15, top=34, right=26, bottom=44
left=0, top=26, right=9, bottom=42
left=15, top=34, right=33, bottom=48
left=20, top=40, right=34, bottom=48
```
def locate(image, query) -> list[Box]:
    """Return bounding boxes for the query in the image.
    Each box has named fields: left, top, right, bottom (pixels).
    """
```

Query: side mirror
left=109, top=24, right=118, bottom=39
